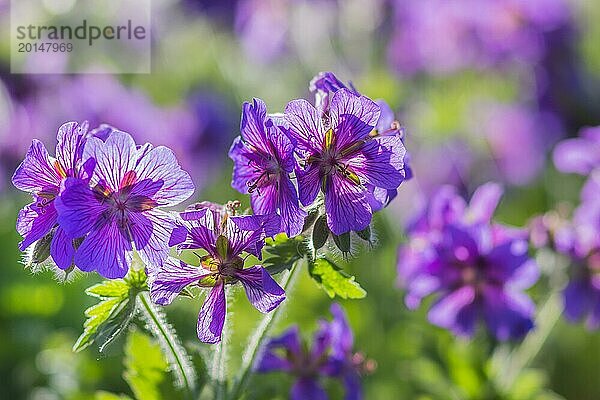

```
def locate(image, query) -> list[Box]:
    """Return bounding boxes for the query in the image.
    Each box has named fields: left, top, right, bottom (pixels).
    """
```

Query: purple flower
left=555, top=172, right=600, bottom=328
left=285, top=88, right=407, bottom=235
left=553, top=126, right=600, bottom=176
left=229, top=98, right=306, bottom=237
left=54, top=129, right=194, bottom=279
left=398, top=183, right=539, bottom=340
left=151, top=205, right=285, bottom=343
left=256, top=303, right=367, bottom=400
left=12, top=121, right=99, bottom=270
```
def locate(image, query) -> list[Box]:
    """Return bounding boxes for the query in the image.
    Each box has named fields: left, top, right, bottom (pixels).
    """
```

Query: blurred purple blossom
left=388, top=0, right=572, bottom=76
left=553, top=126, right=600, bottom=176
left=152, top=204, right=284, bottom=343
left=555, top=172, right=600, bottom=328
left=256, top=303, right=368, bottom=400
left=398, top=183, right=540, bottom=340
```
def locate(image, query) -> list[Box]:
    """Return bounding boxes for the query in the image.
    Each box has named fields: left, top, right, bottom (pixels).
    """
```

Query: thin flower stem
left=138, top=291, right=197, bottom=400
left=227, top=260, right=303, bottom=400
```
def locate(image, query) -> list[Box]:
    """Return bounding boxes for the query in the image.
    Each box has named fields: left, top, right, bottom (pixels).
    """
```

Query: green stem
left=227, top=261, right=303, bottom=400
left=138, top=291, right=197, bottom=400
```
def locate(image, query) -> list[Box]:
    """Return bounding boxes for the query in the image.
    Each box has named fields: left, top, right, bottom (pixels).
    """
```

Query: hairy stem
left=228, top=261, right=303, bottom=400
left=138, top=291, right=197, bottom=400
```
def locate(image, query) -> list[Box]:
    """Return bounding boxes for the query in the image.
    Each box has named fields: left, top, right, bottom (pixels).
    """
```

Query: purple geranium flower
left=151, top=204, right=285, bottom=343
left=256, top=303, right=368, bottom=400
left=285, top=88, right=406, bottom=235
left=229, top=98, right=306, bottom=237
left=555, top=172, right=600, bottom=328
left=12, top=121, right=99, bottom=270
left=398, top=183, right=540, bottom=340
left=54, top=129, right=194, bottom=279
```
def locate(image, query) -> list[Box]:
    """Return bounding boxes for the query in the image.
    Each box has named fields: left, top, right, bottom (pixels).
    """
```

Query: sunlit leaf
left=308, top=258, right=366, bottom=299
left=123, top=329, right=169, bottom=400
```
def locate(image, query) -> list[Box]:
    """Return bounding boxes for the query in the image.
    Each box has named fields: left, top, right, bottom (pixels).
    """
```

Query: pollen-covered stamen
left=369, top=120, right=404, bottom=138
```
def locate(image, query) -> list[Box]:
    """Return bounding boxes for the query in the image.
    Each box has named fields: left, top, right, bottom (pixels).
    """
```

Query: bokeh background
left=1, top=0, right=600, bottom=399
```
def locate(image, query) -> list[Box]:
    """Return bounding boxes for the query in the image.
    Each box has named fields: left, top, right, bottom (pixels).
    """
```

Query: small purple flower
left=256, top=303, right=368, bottom=400
left=229, top=98, right=306, bottom=237
left=54, top=129, right=194, bottom=279
left=285, top=88, right=406, bottom=235
left=151, top=205, right=285, bottom=343
left=398, top=183, right=539, bottom=340
left=12, top=121, right=98, bottom=270
left=555, top=172, right=600, bottom=328
left=553, top=125, right=600, bottom=176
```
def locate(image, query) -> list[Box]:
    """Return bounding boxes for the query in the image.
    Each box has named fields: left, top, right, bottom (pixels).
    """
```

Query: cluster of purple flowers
left=397, top=183, right=540, bottom=340
left=229, top=72, right=410, bottom=236
left=256, top=303, right=371, bottom=400
left=552, top=126, right=600, bottom=328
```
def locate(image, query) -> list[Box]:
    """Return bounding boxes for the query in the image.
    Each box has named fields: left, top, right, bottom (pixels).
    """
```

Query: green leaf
left=264, top=234, right=306, bottom=275
left=308, top=258, right=366, bottom=299
left=216, top=235, right=229, bottom=260
left=332, top=232, right=351, bottom=253
left=95, top=391, right=133, bottom=400
left=312, top=215, right=329, bottom=250
left=124, top=329, right=169, bottom=400
left=74, top=269, right=146, bottom=352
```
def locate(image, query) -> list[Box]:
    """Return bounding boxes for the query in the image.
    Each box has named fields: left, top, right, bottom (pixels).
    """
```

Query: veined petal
left=129, top=209, right=175, bottom=270
left=284, top=99, right=324, bottom=151
left=330, top=89, right=380, bottom=150
left=55, top=121, right=88, bottom=177
left=227, top=214, right=280, bottom=258
left=16, top=201, right=58, bottom=251
left=234, top=266, right=286, bottom=313
left=82, top=130, right=138, bottom=192
left=132, top=145, right=195, bottom=207
left=229, top=136, right=260, bottom=194
left=197, top=283, right=227, bottom=343
left=296, top=163, right=321, bottom=207
left=150, top=257, right=211, bottom=305
left=250, top=183, right=278, bottom=215
left=74, top=220, right=133, bottom=279
left=277, top=175, right=307, bottom=237
left=12, top=140, right=60, bottom=193
left=50, top=227, right=75, bottom=270
left=346, top=135, right=405, bottom=190
left=324, top=173, right=372, bottom=235
left=240, top=98, right=271, bottom=154
left=55, top=177, right=106, bottom=239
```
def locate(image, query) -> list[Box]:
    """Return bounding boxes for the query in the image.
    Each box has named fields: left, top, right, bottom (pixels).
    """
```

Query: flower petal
left=132, top=145, right=195, bottom=207
left=277, top=175, right=307, bottom=237
left=347, top=135, right=405, bottom=190
left=55, top=177, right=105, bottom=239
left=255, top=326, right=301, bottom=372
left=150, top=258, right=211, bottom=305
left=12, top=140, right=60, bottom=193
left=229, top=136, right=259, bottom=194
left=129, top=210, right=176, bottom=271
left=481, top=286, right=535, bottom=340
left=16, top=201, right=58, bottom=251
left=465, top=182, right=503, bottom=224
left=328, top=303, right=354, bottom=359
left=197, top=283, right=227, bottom=343
left=284, top=99, right=324, bottom=151
left=50, top=227, right=75, bottom=270
left=291, top=378, right=328, bottom=400
left=82, top=130, right=138, bottom=192
left=55, top=121, right=88, bottom=177
left=227, top=214, right=280, bottom=258
left=234, top=266, right=286, bottom=313
left=74, top=221, right=133, bottom=279
left=296, top=163, right=321, bottom=207
left=240, top=98, right=270, bottom=154
left=428, top=286, right=477, bottom=337
left=329, top=89, right=380, bottom=150
left=324, top=173, right=372, bottom=235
